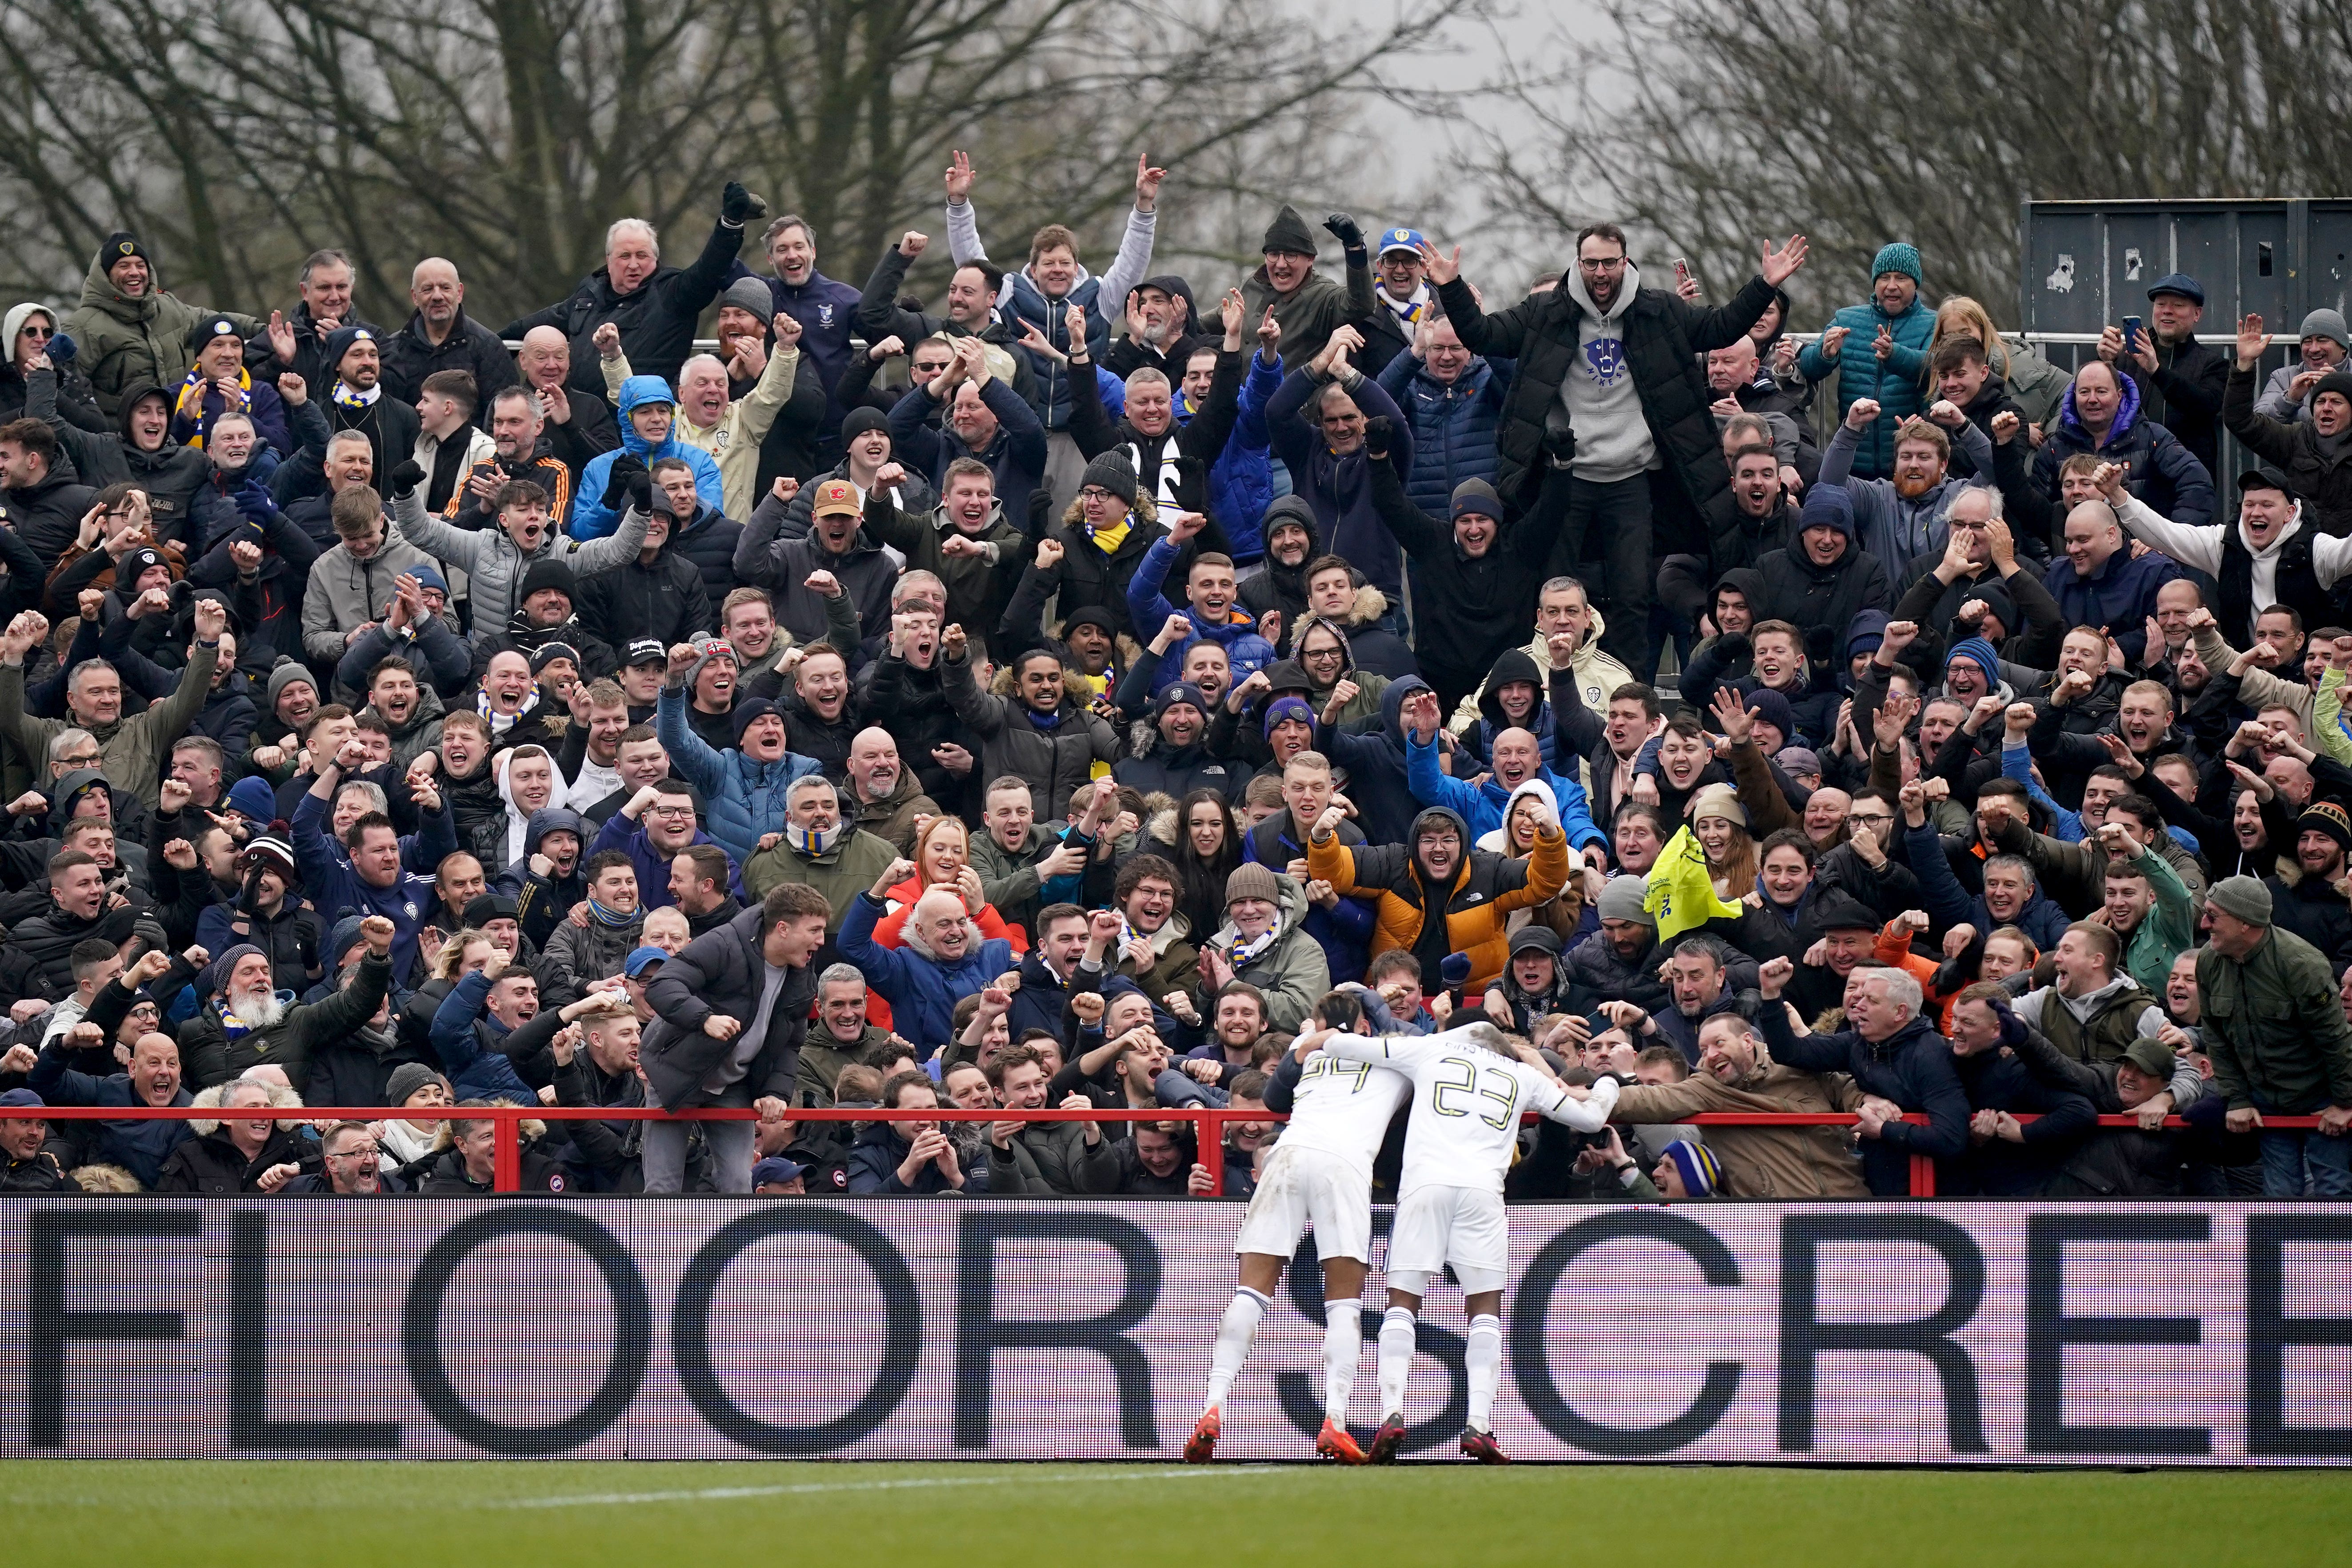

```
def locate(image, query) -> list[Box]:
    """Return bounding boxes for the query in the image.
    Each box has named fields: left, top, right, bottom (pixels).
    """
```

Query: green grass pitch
left=4, top=1461, right=2347, bottom=1566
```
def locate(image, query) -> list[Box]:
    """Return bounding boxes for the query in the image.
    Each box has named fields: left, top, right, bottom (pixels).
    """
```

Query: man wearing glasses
left=1422, top=225, right=1809, bottom=677
left=286, top=1120, right=409, bottom=1194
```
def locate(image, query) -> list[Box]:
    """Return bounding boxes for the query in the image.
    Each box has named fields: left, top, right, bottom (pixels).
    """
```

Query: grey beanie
left=720, top=277, right=774, bottom=320
left=2206, top=875, right=2273, bottom=928
left=1595, top=875, right=1654, bottom=928
left=267, top=661, right=317, bottom=707
left=386, top=1062, right=452, bottom=1105
left=2296, top=308, right=2350, bottom=349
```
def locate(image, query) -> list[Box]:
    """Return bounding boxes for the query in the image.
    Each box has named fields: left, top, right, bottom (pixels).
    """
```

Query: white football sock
left=1322, top=1300, right=1362, bottom=1426
left=1376, top=1305, right=1417, bottom=1421
left=1465, top=1314, right=1503, bottom=1434
left=1202, top=1287, right=1270, bottom=1412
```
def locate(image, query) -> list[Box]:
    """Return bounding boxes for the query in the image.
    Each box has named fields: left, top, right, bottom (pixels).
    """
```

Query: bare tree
left=1465, top=0, right=2352, bottom=323
left=0, top=0, right=1493, bottom=324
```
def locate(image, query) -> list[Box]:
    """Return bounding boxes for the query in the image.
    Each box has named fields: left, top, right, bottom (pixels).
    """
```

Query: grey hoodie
left=1560, top=260, right=1657, bottom=483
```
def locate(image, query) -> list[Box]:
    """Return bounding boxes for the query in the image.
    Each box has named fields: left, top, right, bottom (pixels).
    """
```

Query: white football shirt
left=1320, top=1023, right=1617, bottom=1197
left=1276, top=1043, right=1412, bottom=1178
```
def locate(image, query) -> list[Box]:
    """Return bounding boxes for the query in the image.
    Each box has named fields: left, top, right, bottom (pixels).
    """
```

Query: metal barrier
left=5, top=1102, right=2319, bottom=1196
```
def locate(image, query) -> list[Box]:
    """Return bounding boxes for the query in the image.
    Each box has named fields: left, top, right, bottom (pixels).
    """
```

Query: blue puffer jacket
left=836, top=891, right=1016, bottom=1054
left=1796, top=294, right=1934, bottom=478
left=1183, top=348, right=1281, bottom=561
left=2029, top=368, right=2216, bottom=532
left=571, top=374, right=724, bottom=540
left=656, top=685, right=822, bottom=864
left=1376, top=352, right=1509, bottom=518
left=1124, top=536, right=1277, bottom=692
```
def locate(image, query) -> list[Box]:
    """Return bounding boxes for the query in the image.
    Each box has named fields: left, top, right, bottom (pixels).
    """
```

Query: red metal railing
left=4, top=1104, right=2315, bottom=1195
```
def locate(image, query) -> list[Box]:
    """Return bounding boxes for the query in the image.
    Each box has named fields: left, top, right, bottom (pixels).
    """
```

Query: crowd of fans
left=0, top=158, right=2347, bottom=1203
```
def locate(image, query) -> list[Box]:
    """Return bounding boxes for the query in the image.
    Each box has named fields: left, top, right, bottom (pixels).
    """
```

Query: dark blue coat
left=1376, top=351, right=1508, bottom=519
left=1761, top=1006, right=1971, bottom=1196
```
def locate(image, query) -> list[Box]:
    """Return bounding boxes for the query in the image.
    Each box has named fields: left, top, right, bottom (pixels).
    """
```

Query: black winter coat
left=1364, top=450, right=1553, bottom=700
left=378, top=310, right=521, bottom=419
left=576, top=547, right=713, bottom=653
left=1753, top=540, right=1892, bottom=662
left=639, top=905, right=816, bottom=1110
left=500, top=214, right=745, bottom=400
left=156, top=1120, right=320, bottom=1195
left=667, top=503, right=744, bottom=607
left=1435, top=270, right=1778, bottom=514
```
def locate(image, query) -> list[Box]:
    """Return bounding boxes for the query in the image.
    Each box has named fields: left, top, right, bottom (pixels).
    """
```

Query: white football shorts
left=1386, top=1184, right=1510, bottom=1295
left=1232, top=1144, right=1373, bottom=1263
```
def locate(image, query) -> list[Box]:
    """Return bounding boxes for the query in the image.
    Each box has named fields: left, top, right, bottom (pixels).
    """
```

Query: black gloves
left=601, top=452, right=648, bottom=511
left=1364, top=414, right=1395, bottom=455
left=722, top=181, right=767, bottom=226
left=388, top=459, right=425, bottom=497
left=628, top=470, right=654, bottom=515
left=234, top=865, right=268, bottom=920
left=1324, top=213, right=1365, bottom=252
left=1028, top=488, right=1054, bottom=535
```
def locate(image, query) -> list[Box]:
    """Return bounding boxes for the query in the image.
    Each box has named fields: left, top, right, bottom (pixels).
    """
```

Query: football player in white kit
left=1186, top=993, right=1408, bottom=1465
left=1321, top=1019, right=1616, bottom=1463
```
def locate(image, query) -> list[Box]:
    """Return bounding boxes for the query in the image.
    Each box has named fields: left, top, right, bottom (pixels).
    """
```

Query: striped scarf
left=332, top=380, right=381, bottom=415
left=176, top=367, right=250, bottom=446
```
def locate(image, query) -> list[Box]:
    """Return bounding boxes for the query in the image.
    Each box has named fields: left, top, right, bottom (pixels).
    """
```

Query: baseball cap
left=624, top=637, right=666, bottom=669
left=624, top=946, right=670, bottom=979
left=1376, top=227, right=1427, bottom=258
left=811, top=478, right=861, bottom=518
left=752, top=1157, right=807, bottom=1188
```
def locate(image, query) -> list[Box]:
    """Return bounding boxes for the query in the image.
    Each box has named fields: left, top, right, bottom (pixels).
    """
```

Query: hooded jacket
left=1310, top=802, right=1570, bottom=990
left=1265, top=364, right=1414, bottom=600
left=1314, top=674, right=1441, bottom=846
left=837, top=889, right=1016, bottom=1054
left=0, top=304, right=105, bottom=429
left=939, top=648, right=1120, bottom=823
left=514, top=806, right=592, bottom=950
left=1068, top=344, right=1244, bottom=526
left=390, top=480, right=648, bottom=640
left=1819, top=416, right=1997, bottom=583
left=154, top=1089, right=320, bottom=1195
left=360, top=681, right=447, bottom=775
left=1753, top=495, right=1893, bottom=661
left=569, top=375, right=725, bottom=540
left=60, top=250, right=260, bottom=416
left=1406, top=738, right=1604, bottom=856
left=1448, top=626, right=1633, bottom=751
left=2008, top=368, right=2217, bottom=540
left=1435, top=264, right=1780, bottom=513
left=23, top=370, right=211, bottom=544
left=499, top=210, right=745, bottom=401
left=638, top=904, right=816, bottom=1111
left=655, top=684, right=822, bottom=864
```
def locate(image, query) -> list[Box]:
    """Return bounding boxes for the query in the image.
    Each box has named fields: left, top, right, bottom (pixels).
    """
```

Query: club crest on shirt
left=403, top=901, right=419, bottom=919
left=1585, top=336, right=1628, bottom=387
left=818, top=304, right=834, bottom=327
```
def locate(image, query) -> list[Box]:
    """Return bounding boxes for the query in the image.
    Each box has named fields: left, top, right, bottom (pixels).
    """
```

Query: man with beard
left=832, top=727, right=934, bottom=855
left=1108, top=276, right=1201, bottom=381
left=1816, top=397, right=1994, bottom=581
left=356, top=656, right=444, bottom=774
left=472, top=558, right=616, bottom=684
left=1934, top=980, right=2100, bottom=1196
left=177, top=915, right=396, bottom=1092
left=1608, top=1012, right=1873, bottom=1198
left=1308, top=797, right=1568, bottom=993
left=758, top=215, right=864, bottom=437
left=295, top=325, right=419, bottom=491
left=1114, top=679, right=1236, bottom=801
left=736, top=475, right=896, bottom=652
left=2264, top=800, right=2352, bottom=967
left=192, top=834, right=322, bottom=992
